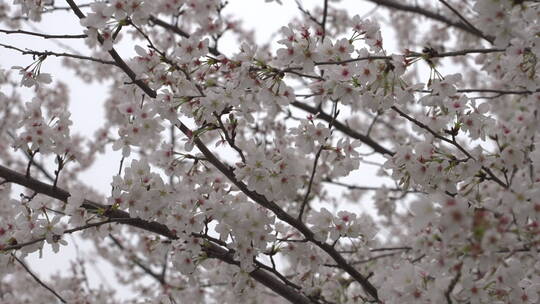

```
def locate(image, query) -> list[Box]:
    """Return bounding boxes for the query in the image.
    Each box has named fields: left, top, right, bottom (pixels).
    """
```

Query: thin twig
left=366, top=112, right=380, bottom=137
left=391, top=106, right=508, bottom=189
left=2, top=219, right=117, bottom=251
left=438, top=0, right=491, bottom=43
left=42, top=4, right=92, bottom=12
left=52, top=155, right=64, bottom=188
left=108, top=234, right=166, bottom=285
left=25, top=149, right=37, bottom=178
left=315, top=47, right=504, bottom=65
left=324, top=178, right=424, bottom=194
left=295, top=0, right=322, bottom=26
left=0, top=29, right=87, bottom=39
left=12, top=255, right=67, bottom=303
left=215, top=113, right=246, bottom=163
left=444, top=269, right=461, bottom=304
left=420, top=88, right=540, bottom=96
left=298, top=100, right=339, bottom=221
left=0, top=43, right=116, bottom=65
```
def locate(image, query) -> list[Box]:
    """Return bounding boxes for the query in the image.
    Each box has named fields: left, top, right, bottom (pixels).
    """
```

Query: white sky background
left=0, top=0, right=460, bottom=301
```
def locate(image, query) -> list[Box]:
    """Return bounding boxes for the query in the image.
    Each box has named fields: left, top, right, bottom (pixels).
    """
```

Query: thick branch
left=202, top=242, right=314, bottom=304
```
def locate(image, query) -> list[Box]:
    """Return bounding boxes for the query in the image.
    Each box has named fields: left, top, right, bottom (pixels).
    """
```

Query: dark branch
left=391, top=106, right=508, bottom=189
left=315, top=47, right=504, bottom=66
left=65, top=0, right=157, bottom=98
left=292, top=101, right=394, bottom=156
left=364, top=0, right=494, bottom=43
left=0, top=29, right=87, bottom=39
left=109, top=234, right=167, bottom=286
left=438, top=0, right=492, bottom=43
left=148, top=16, right=220, bottom=57
left=172, top=118, right=379, bottom=301
left=13, top=255, right=67, bottom=303
left=321, top=0, right=329, bottom=41
left=0, top=43, right=116, bottom=65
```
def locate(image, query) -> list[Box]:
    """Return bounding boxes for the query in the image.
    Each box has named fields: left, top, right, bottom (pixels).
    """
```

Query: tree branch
left=364, top=0, right=494, bottom=43
left=12, top=255, right=67, bottom=303
left=54, top=3, right=379, bottom=297
left=64, top=0, right=157, bottom=98
left=324, top=178, right=424, bottom=194
left=315, top=47, right=504, bottom=66
left=0, top=29, right=87, bottom=39
left=108, top=234, right=167, bottom=286
left=292, top=101, right=394, bottom=156
left=299, top=100, right=339, bottom=221
left=391, top=106, right=508, bottom=189
left=321, top=0, right=329, bottom=41
left=2, top=219, right=117, bottom=252
left=437, top=0, right=491, bottom=43
left=0, top=43, right=116, bottom=65
left=148, top=16, right=220, bottom=57
left=172, top=119, right=380, bottom=301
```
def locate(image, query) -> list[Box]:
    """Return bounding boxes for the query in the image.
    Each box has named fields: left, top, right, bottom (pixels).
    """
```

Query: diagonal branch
left=390, top=106, right=508, bottom=189
left=148, top=16, right=189, bottom=38
left=364, top=0, right=494, bottom=43
left=295, top=0, right=323, bottom=27
left=172, top=118, right=380, bottom=301
left=148, top=16, right=220, bottom=57
left=292, top=101, right=394, bottom=156
left=108, top=234, right=166, bottom=286
left=64, top=0, right=157, bottom=98
left=12, top=255, right=67, bottom=303
left=58, top=3, right=379, bottom=298
left=437, top=0, right=491, bottom=43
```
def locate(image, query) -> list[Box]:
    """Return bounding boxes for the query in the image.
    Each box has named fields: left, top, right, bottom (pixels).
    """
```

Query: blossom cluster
left=14, top=98, right=74, bottom=156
